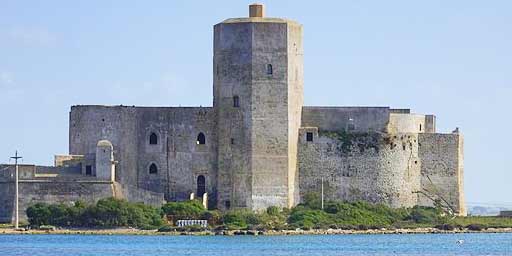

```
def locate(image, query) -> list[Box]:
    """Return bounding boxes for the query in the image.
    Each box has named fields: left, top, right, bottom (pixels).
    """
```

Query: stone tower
left=214, top=4, right=304, bottom=210
left=95, top=140, right=115, bottom=182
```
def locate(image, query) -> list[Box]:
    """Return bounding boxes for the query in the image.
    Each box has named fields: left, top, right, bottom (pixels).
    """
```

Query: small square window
left=306, top=132, right=313, bottom=142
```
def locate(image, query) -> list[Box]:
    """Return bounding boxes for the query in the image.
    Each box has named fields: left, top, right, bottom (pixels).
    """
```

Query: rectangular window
left=85, top=165, right=92, bottom=176
left=233, top=96, right=240, bottom=108
left=420, top=124, right=422, bottom=131
left=230, top=138, right=235, bottom=145
left=306, top=132, right=313, bottom=142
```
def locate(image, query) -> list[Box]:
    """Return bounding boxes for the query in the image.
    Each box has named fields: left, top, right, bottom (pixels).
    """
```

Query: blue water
left=0, top=233, right=511, bottom=256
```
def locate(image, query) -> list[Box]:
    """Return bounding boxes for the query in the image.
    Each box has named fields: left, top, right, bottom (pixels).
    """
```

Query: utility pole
left=321, top=176, right=324, bottom=210
left=10, top=151, right=22, bottom=229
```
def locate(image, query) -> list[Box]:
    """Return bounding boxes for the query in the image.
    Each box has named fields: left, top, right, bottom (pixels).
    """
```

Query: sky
left=0, top=0, right=510, bottom=205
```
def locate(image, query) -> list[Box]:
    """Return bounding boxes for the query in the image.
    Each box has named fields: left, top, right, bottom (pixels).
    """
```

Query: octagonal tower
left=214, top=4, right=304, bottom=210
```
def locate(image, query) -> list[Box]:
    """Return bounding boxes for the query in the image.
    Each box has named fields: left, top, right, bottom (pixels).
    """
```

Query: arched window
left=233, top=96, right=240, bottom=108
left=149, top=133, right=158, bottom=145
left=149, top=163, right=158, bottom=174
left=266, top=64, right=273, bottom=75
left=197, top=132, right=206, bottom=145
left=197, top=175, right=206, bottom=197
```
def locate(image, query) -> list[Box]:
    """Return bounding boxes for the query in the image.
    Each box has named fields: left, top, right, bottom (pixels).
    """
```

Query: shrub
left=162, top=200, right=205, bottom=219
left=435, top=223, right=455, bottom=231
left=408, top=206, right=444, bottom=224
left=266, top=206, right=280, bottom=216
left=466, top=224, right=487, bottom=231
left=288, top=207, right=331, bottom=228
left=222, top=209, right=262, bottom=229
left=26, top=198, right=163, bottom=229
left=26, top=203, right=52, bottom=226
left=302, top=192, right=322, bottom=209
left=157, top=225, right=176, bottom=232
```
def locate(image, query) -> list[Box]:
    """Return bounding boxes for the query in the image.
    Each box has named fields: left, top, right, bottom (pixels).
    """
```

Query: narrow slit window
left=266, top=64, right=273, bottom=75
left=197, top=175, right=206, bottom=197
left=419, top=124, right=422, bottom=131
left=233, top=96, right=240, bottom=108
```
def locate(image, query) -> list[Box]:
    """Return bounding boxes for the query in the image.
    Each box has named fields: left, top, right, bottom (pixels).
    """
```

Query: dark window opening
left=197, top=132, right=206, bottom=145
left=420, top=124, right=422, bottom=131
left=306, top=132, right=313, bottom=142
left=225, top=200, right=231, bottom=209
left=85, top=165, right=92, bottom=176
left=233, top=96, right=240, bottom=108
left=403, top=145, right=406, bottom=150
left=101, top=118, right=105, bottom=122
left=197, top=175, right=206, bottom=197
left=266, top=64, right=273, bottom=75
left=230, top=138, right=235, bottom=145
left=149, top=133, right=158, bottom=145
left=149, top=163, right=158, bottom=174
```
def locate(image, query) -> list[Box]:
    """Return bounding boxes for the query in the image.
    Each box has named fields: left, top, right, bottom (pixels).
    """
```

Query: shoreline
left=2, top=227, right=512, bottom=236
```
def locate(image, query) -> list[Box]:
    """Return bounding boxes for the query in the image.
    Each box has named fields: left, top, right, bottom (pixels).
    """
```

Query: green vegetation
left=26, top=198, right=163, bottom=229
left=24, top=194, right=512, bottom=232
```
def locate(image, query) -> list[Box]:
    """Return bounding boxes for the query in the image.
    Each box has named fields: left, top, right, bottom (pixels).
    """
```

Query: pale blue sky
left=0, top=1, right=510, bottom=205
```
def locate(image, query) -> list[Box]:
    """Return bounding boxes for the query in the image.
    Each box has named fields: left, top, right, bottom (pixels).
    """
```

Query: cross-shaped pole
left=10, top=151, right=22, bottom=229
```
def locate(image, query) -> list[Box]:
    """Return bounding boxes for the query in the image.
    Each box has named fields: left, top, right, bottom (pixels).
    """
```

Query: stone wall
left=418, top=133, right=466, bottom=215
left=213, top=17, right=303, bottom=210
left=302, top=107, right=390, bottom=133
left=69, top=106, right=218, bottom=204
left=298, top=130, right=422, bottom=208
left=388, top=113, right=427, bottom=134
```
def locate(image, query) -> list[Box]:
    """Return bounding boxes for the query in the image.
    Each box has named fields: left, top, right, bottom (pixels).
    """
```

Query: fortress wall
left=0, top=180, right=115, bottom=222
left=298, top=130, right=421, bottom=208
left=135, top=107, right=217, bottom=203
left=301, top=107, right=390, bottom=133
left=388, top=113, right=427, bottom=134
left=418, top=133, right=466, bottom=215
left=69, top=106, right=136, bottom=185
left=70, top=106, right=218, bottom=204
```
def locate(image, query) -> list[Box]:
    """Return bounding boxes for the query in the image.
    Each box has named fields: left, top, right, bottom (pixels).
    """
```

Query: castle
left=0, top=4, right=466, bottom=222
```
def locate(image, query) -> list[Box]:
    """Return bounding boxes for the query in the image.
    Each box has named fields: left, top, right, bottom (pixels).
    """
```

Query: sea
left=0, top=233, right=511, bottom=256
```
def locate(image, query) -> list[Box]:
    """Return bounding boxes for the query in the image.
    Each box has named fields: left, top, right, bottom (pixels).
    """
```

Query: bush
left=162, top=200, right=205, bottom=219
left=27, top=203, right=52, bottom=226
left=408, top=206, right=445, bottom=224
left=157, top=225, right=176, bottom=232
left=466, top=224, right=487, bottom=231
left=266, top=206, right=280, bottom=216
left=435, top=223, right=455, bottom=231
left=222, top=209, right=262, bottom=229
left=288, top=207, right=331, bottom=229
left=26, top=198, right=163, bottom=229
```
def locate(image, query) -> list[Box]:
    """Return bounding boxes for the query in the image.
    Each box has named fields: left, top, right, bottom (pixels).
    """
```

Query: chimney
left=249, top=3, right=265, bottom=18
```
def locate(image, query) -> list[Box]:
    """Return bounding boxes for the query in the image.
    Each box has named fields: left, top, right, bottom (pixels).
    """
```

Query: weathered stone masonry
left=0, top=4, right=465, bottom=222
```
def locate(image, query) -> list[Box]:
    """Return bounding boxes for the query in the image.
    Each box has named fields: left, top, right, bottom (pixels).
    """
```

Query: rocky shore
left=2, top=227, right=512, bottom=236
